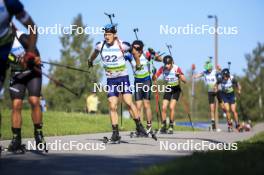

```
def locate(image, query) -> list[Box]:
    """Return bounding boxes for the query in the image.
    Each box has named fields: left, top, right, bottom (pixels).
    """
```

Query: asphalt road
left=1, top=123, right=264, bottom=175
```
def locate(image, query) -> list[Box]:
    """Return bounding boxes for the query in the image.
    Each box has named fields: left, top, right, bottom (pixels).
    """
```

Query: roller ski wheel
left=103, top=136, right=121, bottom=144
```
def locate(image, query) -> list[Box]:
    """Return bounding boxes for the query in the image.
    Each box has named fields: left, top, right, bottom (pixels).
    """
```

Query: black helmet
left=132, top=40, right=144, bottom=51
left=163, top=55, right=173, bottom=64
left=221, top=68, right=230, bottom=77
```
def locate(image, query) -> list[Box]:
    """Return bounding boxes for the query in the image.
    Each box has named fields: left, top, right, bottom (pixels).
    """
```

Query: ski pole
left=228, top=61, right=231, bottom=70
left=180, top=91, right=194, bottom=131
left=133, top=28, right=139, bottom=40
left=104, top=12, right=115, bottom=25
left=34, top=67, right=79, bottom=96
left=154, top=81, right=162, bottom=129
left=166, top=44, right=172, bottom=56
left=42, top=61, right=90, bottom=73
left=120, top=94, right=123, bottom=129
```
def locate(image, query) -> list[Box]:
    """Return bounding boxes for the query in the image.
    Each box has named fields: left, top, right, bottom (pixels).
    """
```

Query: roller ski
left=130, top=123, right=158, bottom=141
left=7, top=135, right=27, bottom=154
left=131, top=125, right=157, bottom=141
left=34, top=130, right=48, bottom=153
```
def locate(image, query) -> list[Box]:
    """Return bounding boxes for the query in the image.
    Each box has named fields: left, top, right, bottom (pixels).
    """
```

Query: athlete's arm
left=232, top=78, right=241, bottom=94
left=175, top=67, right=186, bottom=83
left=89, top=50, right=99, bottom=62
left=193, top=72, right=203, bottom=79
left=17, top=13, right=37, bottom=53
left=88, top=42, right=101, bottom=66
left=7, top=0, right=38, bottom=53
left=179, top=74, right=186, bottom=83
left=146, top=49, right=163, bottom=62
left=152, top=66, right=163, bottom=81
left=131, top=52, right=142, bottom=69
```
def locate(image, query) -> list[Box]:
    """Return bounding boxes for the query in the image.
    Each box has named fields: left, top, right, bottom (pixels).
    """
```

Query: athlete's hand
left=21, top=52, right=40, bottom=69
left=136, top=64, right=143, bottom=71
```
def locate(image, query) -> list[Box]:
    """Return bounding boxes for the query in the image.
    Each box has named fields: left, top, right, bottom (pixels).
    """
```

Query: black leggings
left=10, top=71, right=42, bottom=100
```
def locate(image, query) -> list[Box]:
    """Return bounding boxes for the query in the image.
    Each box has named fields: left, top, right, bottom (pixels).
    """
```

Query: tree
left=238, top=43, right=264, bottom=121
left=43, top=14, right=102, bottom=112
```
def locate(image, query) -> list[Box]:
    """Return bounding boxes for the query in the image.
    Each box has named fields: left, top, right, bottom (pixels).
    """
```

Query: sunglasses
left=133, top=46, right=142, bottom=51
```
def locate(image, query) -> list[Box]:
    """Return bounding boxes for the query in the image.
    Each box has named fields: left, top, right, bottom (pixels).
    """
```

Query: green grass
left=0, top=110, right=198, bottom=140
left=137, top=131, right=264, bottom=175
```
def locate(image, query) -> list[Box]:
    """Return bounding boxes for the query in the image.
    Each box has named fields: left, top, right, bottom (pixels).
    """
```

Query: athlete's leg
left=169, top=99, right=177, bottom=123
left=143, top=99, right=152, bottom=124
left=11, top=99, right=23, bottom=129
left=209, top=103, right=216, bottom=121
left=28, top=96, right=42, bottom=124
left=123, top=93, right=147, bottom=135
left=231, top=103, right=239, bottom=126
left=224, top=102, right=233, bottom=131
left=161, top=100, right=169, bottom=122
left=136, top=100, right=144, bottom=121
left=108, top=96, right=119, bottom=125
left=122, top=93, right=140, bottom=119
left=27, top=75, right=42, bottom=125
left=8, top=99, right=23, bottom=151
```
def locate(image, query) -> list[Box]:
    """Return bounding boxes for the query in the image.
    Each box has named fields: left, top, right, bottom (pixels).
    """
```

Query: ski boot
left=110, top=129, right=121, bottom=143
left=168, top=123, right=174, bottom=134
left=211, top=120, right=216, bottom=131
left=34, top=130, right=48, bottom=152
left=146, top=125, right=157, bottom=141
left=159, top=123, right=167, bottom=134
left=103, top=125, right=121, bottom=144
left=227, top=122, right=233, bottom=132
left=135, top=122, right=148, bottom=137
left=8, top=135, right=26, bottom=153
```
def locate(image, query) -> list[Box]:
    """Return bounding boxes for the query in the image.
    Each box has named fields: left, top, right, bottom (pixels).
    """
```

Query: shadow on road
left=0, top=153, right=175, bottom=175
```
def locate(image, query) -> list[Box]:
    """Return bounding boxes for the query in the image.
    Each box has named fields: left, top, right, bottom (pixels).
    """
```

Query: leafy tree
left=43, top=14, right=102, bottom=112
left=238, top=43, right=264, bottom=121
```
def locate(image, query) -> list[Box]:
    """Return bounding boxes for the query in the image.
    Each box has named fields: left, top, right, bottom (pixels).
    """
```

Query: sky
left=15, top=0, right=264, bottom=84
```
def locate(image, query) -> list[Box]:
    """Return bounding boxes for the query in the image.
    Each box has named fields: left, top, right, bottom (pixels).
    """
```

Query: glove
left=136, top=64, right=143, bottom=71
left=22, top=52, right=40, bottom=69
left=148, top=48, right=156, bottom=55
left=88, top=59, right=93, bottom=68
